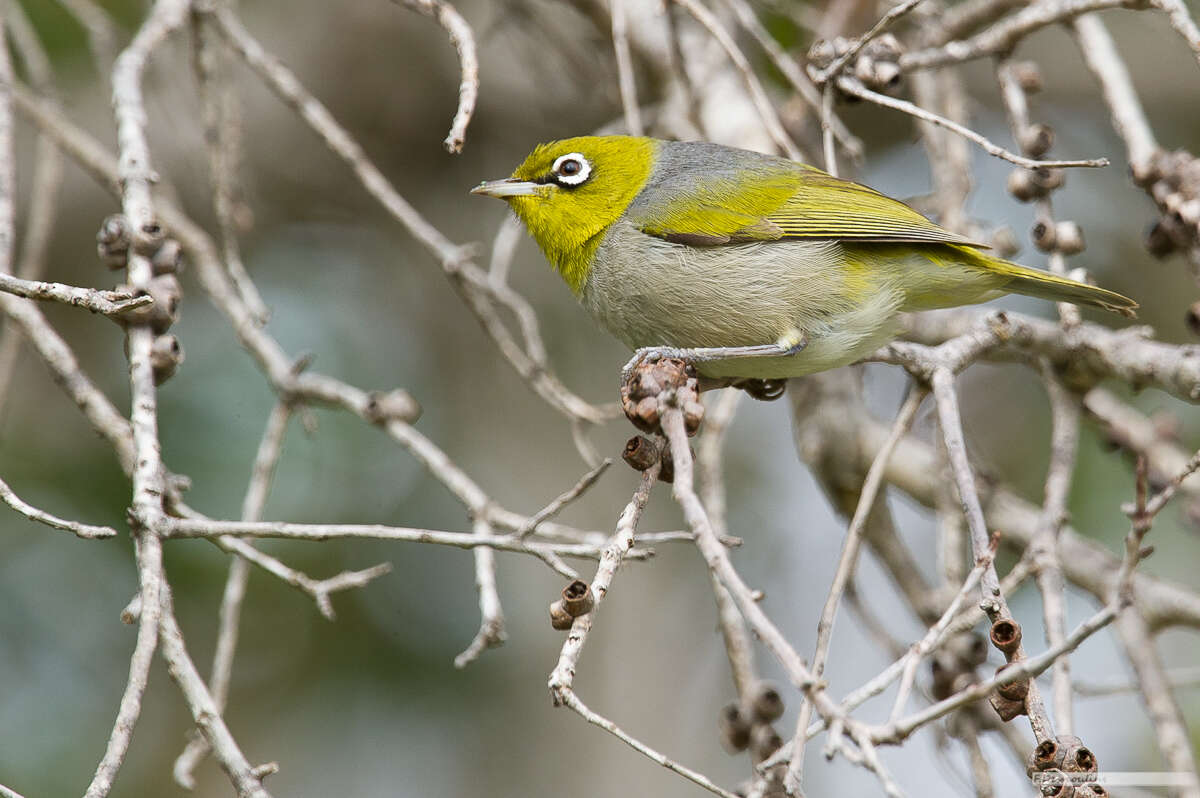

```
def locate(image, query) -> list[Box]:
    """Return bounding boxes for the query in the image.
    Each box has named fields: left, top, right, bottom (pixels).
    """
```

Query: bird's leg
left=620, top=330, right=808, bottom=385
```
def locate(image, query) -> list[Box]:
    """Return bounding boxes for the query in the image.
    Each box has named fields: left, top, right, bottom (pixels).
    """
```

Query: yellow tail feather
left=985, top=256, right=1138, bottom=317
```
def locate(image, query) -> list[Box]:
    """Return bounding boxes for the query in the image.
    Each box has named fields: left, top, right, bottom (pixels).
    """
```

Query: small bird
left=472, top=136, right=1136, bottom=381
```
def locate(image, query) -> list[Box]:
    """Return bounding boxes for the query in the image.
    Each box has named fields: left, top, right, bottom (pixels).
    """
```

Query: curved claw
left=621, top=347, right=676, bottom=386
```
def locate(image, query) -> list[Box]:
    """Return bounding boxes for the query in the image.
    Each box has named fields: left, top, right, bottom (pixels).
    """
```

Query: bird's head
left=471, top=136, right=656, bottom=293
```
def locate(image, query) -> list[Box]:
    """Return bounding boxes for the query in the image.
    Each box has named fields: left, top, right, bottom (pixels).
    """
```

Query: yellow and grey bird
left=472, top=136, right=1136, bottom=380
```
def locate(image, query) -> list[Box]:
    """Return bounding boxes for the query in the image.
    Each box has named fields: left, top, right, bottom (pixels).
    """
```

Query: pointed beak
left=470, top=178, right=546, bottom=199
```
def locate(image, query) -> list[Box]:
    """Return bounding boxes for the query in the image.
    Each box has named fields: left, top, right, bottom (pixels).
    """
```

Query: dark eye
left=550, top=152, right=592, bottom=186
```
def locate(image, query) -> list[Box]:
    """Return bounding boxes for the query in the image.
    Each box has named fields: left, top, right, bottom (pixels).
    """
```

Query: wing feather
left=636, top=162, right=985, bottom=248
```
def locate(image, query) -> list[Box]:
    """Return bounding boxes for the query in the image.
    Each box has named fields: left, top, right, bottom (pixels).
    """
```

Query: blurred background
left=1, top=0, right=1198, bottom=796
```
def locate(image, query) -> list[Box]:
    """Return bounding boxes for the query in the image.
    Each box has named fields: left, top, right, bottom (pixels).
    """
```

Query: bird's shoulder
left=628, top=141, right=983, bottom=248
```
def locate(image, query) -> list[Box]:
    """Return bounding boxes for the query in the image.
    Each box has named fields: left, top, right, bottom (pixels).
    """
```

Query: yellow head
left=471, top=136, right=657, bottom=293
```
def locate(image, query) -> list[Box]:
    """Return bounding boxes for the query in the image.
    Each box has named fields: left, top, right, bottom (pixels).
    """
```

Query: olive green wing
left=637, top=164, right=985, bottom=248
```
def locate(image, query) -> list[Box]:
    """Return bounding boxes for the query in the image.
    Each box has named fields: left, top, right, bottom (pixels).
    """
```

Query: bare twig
left=0, top=273, right=152, bottom=316
left=546, top=462, right=745, bottom=798
left=1072, top=14, right=1159, bottom=174
left=786, top=384, right=926, bottom=793
left=610, top=0, right=643, bottom=136
left=85, top=2, right=188, bottom=794
left=871, top=600, right=1120, bottom=744
left=0, top=0, right=65, bottom=410
left=663, top=407, right=816, bottom=694
left=1152, top=0, right=1200, bottom=69
left=207, top=532, right=393, bottom=619
left=821, top=84, right=838, bottom=177
left=669, top=0, right=803, bottom=159
left=695, top=389, right=761, bottom=707
left=810, top=0, right=926, bottom=84
left=548, top=464, right=658, bottom=695
left=901, top=0, right=1135, bottom=71
left=164, top=516, right=659, bottom=561
left=0, top=474, right=116, bottom=539
left=519, top=459, right=612, bottom=538
left=929, top=365, right=1053, bottom=742
left=56, top=0, right=120, bottom=81
left=1141, top=447, right=1200, bottom=519
left=190, top=6, right=271, bottom=323
left=454, top=517, right=507, bottom=668
left=173, top=401, right=292, bottom=787
left=721, top=0, right=863, bottom=158
left=836, top=76, right=1110, bottom=169
left=393, top=0, right=478, bottom=153
left=898, top=310, right=1200, bottom=404
left=206, top=5, right=609, bottom=426
left=554, top=687, right=741, bottom=798
left=1113, top=610, right=1200, bottom=797
left=158, top=588, right=272, bottom=798
left=1031, top=364, right=1080, bottom=735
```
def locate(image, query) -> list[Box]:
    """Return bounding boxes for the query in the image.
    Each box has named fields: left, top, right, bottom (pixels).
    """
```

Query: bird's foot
left=731, top=378, right=789, bottom=401
left=619, top=331, right=808, bottom=386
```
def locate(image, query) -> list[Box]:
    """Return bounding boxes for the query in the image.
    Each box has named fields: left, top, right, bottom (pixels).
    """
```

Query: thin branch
left=1141, top=447, right=1200, bottom=518
left=548, top=464, right=659, bottom=695
left=900, top=0, right=1135, bottom=72
left=554, top=687, right=741, bottom=798
left=1071, top=14, right=1159, bottom=174
left=0, top=272, right=152, bottom=316
left=661, top=406, right=902, bottom=794
left=930, top=365, right=1054, bottom=742
left=56, top=0, right=120, bottom=81
left=158, top=588, right=272, bottom=798
left=762, top=534, right=990, bottom=772
left=206, top=5, right=609, bottom=426
left=871, top=600, right=1120, bottom=744
left=898, top=310, right=1200, bottom=405
left=173, top=401, right=292, bottom=788
left=0, top=0, right=65, bottom=413
left=454, top=517, right=507, bottom=668
left=85, top=1, right=189, bottom=793
left=786, top=384, right=926, bottom=793
left=611, top=0, right=643, bottom=136
left=810, top=0, right=926, bottom=84
left=720, top=0, right=863, bottom=158
left=1112, top=610, right=1200, bottom=797
left=189, top=6, right=271, bottom=323
left=519, top=458, right=612, bottom=538
left=394, top=0, right=479, bottom=153
left=0, top=474, right=116, bottom=538
left=835, top=76, right=1110, bottom=169
left=1031, top=364, right=1081, bottom=735
left=84, top=535, right=164, bottom=798
left=821, top=84, right=838, bottom=177
left=663, top=407, right=816, bottom=695
left=164, top=516, right=659, bottom=561
left=208, top=532, right=393, bottom=620
left=669, top=0, right=803, bottom=159
left=1152, top=0, right=1200, bottom=70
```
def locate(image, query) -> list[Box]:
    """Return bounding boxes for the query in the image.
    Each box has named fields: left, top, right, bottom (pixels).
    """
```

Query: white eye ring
left=551, top=153, right=592, bottom=186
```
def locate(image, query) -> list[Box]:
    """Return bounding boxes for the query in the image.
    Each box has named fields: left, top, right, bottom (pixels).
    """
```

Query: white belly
left=581, top=220, right=904, bottom=379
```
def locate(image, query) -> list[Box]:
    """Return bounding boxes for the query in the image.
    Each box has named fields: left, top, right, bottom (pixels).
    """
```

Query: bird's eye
left=551, top=153, right=592, bottom=186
